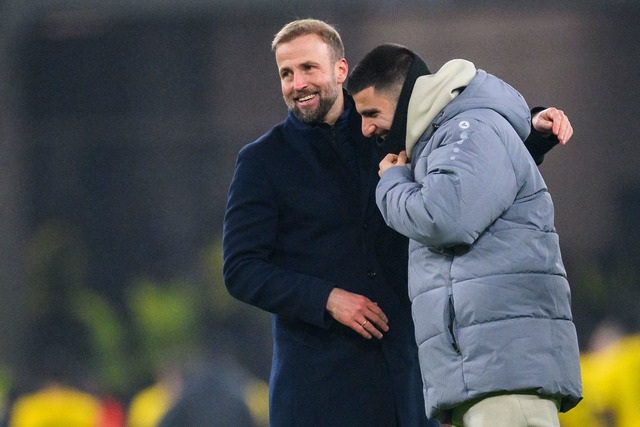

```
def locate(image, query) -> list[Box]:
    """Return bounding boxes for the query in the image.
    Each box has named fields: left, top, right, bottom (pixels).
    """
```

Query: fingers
left=553, top=110, right=573, bottom=145
left=531, top=108, right=551, bottom=134
left=536, top=108, right=573, bottom=145
left=379, top=153, right=399, bottom=177
left=357, top=318, right=383, bottom=340
left=368, top=301, right=388, bottom=325
left=356, top=318, right=376, bottom=340
left=379, top=153, right=398, bottom=169
left=356, top=303, right=389, bottom=340
left=384, top=153, right=399, bottom=162
left=326, top=288, right=390, bottom=340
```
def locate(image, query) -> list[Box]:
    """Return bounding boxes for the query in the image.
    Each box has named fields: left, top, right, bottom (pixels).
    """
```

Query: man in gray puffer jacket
left=347, top=44, right=582, bottom=426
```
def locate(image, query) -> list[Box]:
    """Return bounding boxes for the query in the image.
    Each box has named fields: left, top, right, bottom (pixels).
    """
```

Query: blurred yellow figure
left=243, top=379, right=269, bottom=427
left=9, top=384, right=102, bottom=427
left=560, top=328, right=640, bottom=427
left=127, top=382, right=174, bottom=427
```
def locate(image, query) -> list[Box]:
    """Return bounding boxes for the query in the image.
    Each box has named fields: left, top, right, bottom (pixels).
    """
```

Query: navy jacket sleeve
left=526, top=106, right=561, bottom=165
left=222, top=144, right=335, bottom=328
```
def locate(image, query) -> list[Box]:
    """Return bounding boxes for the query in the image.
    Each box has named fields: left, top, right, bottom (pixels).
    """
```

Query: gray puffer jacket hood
left=376, top=60, right=582, bottom=422
left=405, top=59, right=531, bottom=160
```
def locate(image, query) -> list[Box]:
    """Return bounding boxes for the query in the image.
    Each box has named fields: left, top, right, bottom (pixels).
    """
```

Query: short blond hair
left=271, top=19, right=345, bottom=62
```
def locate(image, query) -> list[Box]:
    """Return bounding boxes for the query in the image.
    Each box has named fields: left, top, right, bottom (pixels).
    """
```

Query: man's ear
left=335, top=58, right=348, bottom=84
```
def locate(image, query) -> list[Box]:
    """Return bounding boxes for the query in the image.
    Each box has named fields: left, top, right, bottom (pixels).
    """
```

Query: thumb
left=398, top=150, right=409, bottom=164
left=532, top=110, right=553, bottom=132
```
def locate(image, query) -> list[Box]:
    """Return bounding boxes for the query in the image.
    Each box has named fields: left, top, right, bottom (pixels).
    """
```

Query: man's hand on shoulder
left=532, top=107, right=573, bottom=145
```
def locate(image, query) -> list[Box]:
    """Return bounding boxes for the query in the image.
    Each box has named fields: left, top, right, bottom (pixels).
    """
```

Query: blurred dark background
left=0, top=0, right=639, bottom=422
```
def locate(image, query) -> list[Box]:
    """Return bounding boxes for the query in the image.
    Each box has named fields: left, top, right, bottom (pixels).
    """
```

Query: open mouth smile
left=296, top=93, right=317, bottom=104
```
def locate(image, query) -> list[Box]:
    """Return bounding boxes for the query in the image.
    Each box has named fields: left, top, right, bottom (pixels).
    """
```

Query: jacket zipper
left=448, top=294, right=461, bottom=354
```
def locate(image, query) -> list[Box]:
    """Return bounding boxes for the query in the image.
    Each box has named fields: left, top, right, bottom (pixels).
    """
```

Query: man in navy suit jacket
left=222, top=19, right=573, bottom=427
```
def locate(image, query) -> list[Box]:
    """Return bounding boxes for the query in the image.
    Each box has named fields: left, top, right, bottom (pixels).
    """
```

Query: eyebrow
left=359, top=108, right=380, bottom=117
left=278, top=60, right=319, bottom=76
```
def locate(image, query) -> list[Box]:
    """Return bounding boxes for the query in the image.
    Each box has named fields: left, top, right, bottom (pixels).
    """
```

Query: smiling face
left=275, top=33, right=348, bottom=125
left=351, top=86, right=398, bottom=139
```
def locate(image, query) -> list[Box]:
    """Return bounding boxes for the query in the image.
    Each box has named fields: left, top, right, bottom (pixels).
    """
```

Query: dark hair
left=347, top=44, right=416, bottom=97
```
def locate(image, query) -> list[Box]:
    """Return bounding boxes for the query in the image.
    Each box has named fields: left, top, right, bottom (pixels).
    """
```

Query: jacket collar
left=380, top=55, right=430, bottom=155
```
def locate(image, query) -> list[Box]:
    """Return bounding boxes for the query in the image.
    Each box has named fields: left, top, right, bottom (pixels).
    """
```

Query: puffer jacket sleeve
left=376, top=117, right=519, bottom=248
left=223, top=143, right=335, bottom=328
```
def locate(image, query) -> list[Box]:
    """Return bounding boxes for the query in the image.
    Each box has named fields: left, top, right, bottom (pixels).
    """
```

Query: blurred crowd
left=0, top=355, right=268, bottom=427
left=559, top=320, right=640, bottom=427
left=0, top=321, right=640, bottom=427
left=1, top=321, right=638, bottom=426
left=0, top=228, right=271, bottom=427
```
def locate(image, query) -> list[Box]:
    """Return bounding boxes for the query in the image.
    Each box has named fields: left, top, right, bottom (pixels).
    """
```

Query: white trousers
left=451, top=394, right=560, bottom=427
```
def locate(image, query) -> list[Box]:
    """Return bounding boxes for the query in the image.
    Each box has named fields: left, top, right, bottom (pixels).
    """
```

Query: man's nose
left=361, top=120, right=375, bottom=137
left=293, top=73, right=308, bottom=91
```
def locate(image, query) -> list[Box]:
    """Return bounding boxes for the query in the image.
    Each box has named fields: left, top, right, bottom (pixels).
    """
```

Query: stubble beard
left=286, top=81, right=340, bottom=124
